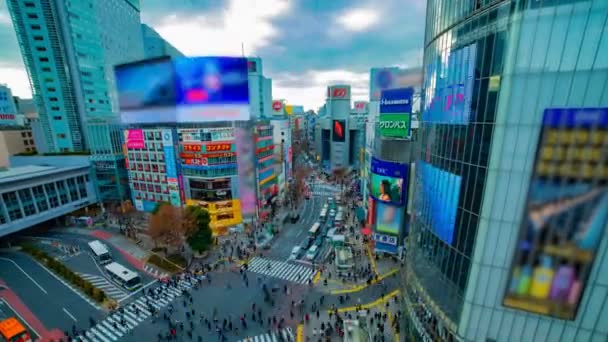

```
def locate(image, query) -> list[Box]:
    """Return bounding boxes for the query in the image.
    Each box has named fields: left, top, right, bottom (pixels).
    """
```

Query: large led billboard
left=423, top=43, right=477, bottom=124
left=115, top=57, right=177, bottom=124
left=174, top=57, right=250, bottom=122
left=370, top=67, right=422, bottom=101
left=115, top=56, right=250, bottom=124
left=332, top=120, right=346, bottom=142
left=370, top=157, right=408, bottom=206
left=235, top=126, right=257, bottom=216
left=418, top=161, right=462, bottom=245
left=503, top=107, right=608, bottom=320
left=375, top=201, right=404, bottom=235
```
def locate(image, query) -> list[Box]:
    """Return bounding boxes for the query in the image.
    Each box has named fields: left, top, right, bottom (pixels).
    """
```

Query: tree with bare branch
left=148, top=203, right=188, bottom=254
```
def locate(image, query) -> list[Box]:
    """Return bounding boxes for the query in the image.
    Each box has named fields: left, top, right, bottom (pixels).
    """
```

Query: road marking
left=330, top=289, right=400, bottom=313
left=330, top=268, right=400, bottom=295
left=296, top=324, right=304, bottom=342
left=365, top=242, right=378, bottom=275
left=0, top=257, right=47, bottom=294
left=117, top=278, right=157, bottom=303
left=312, top=271, right=321, bottom=285
left=24, top=255, right=101, bottom=310
left=63, top=307, right=77, bottom=322
left=0, top=299, right=40, bottom=339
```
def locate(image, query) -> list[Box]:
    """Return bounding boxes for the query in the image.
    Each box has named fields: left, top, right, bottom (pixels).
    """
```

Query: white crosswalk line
left=89, top=327, right=113, bottom=342
left=101, top=320, right=121, bottom=338
left=77, top=273, right=127, bottom=300
left=239, top=328, right=295, bottom=342
left=105, top=316, right=128, bottom=335
left=246, top=257, right=314, bottom=284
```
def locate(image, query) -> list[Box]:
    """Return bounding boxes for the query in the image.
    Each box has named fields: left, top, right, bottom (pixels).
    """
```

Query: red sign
left=184, top=158, right=208, bottom=166
left=206, top=143, right=231, bottom=152
left=0, top=114, right=16, bottom=120
left=203, top=152, right=235, bottom=158
left=256, top=145, right=275, bottom=154
left=355, top=102, right=366, bottom=109
left=183, top=144, right=202, bottom=152
left=332, top=88, right=348, bottom=98
left=272, top=101, right=283, bottom=111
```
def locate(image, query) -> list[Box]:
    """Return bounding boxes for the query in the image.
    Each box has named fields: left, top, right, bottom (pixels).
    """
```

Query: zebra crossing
left=238, top=327, right=295, bottom=342
left=77, top=278, right=197, bottom=342
left=78, top=273, right=128, bottom=301
left=143, top=264, right=169, bottom=279
left=247, top=257, right=315, bottom=285
left=311, top=190, right=335, bottom=196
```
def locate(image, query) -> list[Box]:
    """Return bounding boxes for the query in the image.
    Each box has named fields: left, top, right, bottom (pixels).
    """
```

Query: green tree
left=185, top=206, right=213, bottom=254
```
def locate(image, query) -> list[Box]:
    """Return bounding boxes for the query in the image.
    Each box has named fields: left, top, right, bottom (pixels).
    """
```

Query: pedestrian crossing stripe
left=238, top=327, right=295, bottom=342
left=77, top=278, right=198, bottom=342
left=143, top=264, right=170, bottom=279
left=247, top=257, right=315, bottom=285
left=78, top=273, right=127, bottom=300
left=311, top=191, right=335, bottom=196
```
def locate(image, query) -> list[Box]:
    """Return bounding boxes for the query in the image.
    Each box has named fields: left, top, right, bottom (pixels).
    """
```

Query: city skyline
left=0, top=0, right=426, bottom=110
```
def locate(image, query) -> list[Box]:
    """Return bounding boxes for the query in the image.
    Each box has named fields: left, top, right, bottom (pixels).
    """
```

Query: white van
left=306, top=245, right=319, bottom=260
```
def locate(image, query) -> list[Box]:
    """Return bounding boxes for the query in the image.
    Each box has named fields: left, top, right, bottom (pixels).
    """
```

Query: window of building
left=49, top=97, right=58, bottom=102
left=47, top=87, right=56, bottom=92
left=27, top=13, right=39, bottom=19
left=42, top=67, right=51, bottom=72
left=57, top=133, right=66, bottom=138
left=36, top=46, right=46, bottom=52
left=24, top=141, right=29, bottom=146
left=53, top=116, right=61, bottom=120
left=51, top=106, right=59, bottom=111
left=25, top=1, right=35, bottom=7
left=31, top=24, right=41, bottom=30
left=21, top=132, right=26, bottom=138
left=39, top=57, right=49, bottom=62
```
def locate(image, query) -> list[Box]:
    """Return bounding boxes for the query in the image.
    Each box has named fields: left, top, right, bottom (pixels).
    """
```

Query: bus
left=308, top=222, right=321, bottom=238
left=104, top=262, right=142, bottom=291
left=0, top=317, right=31, bottom=342
left=319, top=208, right=328, bottom=222
left=88, top=240, right=112, bottom=265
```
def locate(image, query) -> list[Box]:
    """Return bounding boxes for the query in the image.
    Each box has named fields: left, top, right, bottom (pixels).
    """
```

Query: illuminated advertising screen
left=235, top=127, right=257, bottom=216
left=174, top=57, right=250, bottom=122
left=115, top=57, right=177, bottom=124
left=375, top=201, right=403, bottom=235
left=179, top=127, right=234, bottom=142
left=332, top=120, right=346, bottom=142
left=503, top=108, right=608, bottom=320
left=370, top=158, right=408, bottom=206
left=423, top=43, right=477, bottom=124
left=418, top=161, right=461, bottom=245
left=125, top=129, right=145, bottom=149
left=379, top=114, right=411, bottom=139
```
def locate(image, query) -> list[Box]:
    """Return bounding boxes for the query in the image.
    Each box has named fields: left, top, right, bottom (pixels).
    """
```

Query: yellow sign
left=285, top=105, right=294, bottom=115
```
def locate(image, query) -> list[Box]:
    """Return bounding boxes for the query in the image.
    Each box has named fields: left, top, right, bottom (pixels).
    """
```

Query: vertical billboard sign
left=332, top=120, right=346, bottom=142
left=236, top=126, right=257, bottom=216
left=503, top=108, right=608, bottom=320
left=379, top=87, right=414, bottom=139
left=126, top=129, right=145, bottom=148
left=370, top=157, right=408, bottom=206
left=162, top=129, right=181, bottom=206
left=423, top=43, right=477, bottom=124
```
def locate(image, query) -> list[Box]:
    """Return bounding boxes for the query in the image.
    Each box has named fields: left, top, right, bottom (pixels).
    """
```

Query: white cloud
left=0, top=12, right=10, bottom=25
left=273, top=69, right=369, bottom=111
left=0, top=65, right=32, bottom=98
left=337, top=8, right=380, bottom=32
left=151, top=0, right=291, bottom=57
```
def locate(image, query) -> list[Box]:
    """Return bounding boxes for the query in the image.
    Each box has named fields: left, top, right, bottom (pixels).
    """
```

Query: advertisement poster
left=126, top=129, right=145, bottom=149
left=162, top=130, right=178, bottom=179
left=418, top=161, right=461, bottom=245
left=332, top=120, right=346, bottom=142
left=375, top=201, right=403, bottom=235
left=380, top=88, right=414, bottom=114
left=423, top=43, right=477, bottom=124
left=235, top=126, right=257, bottom=216
left=174, top=57, right=250, bottom=122
left=379, top=114, right=411, bottom=139
left=503, top=107, right=608, bottom=320
left=370, top=67, right=422, bottom=101
left=370, top=157, right=408, bottom=206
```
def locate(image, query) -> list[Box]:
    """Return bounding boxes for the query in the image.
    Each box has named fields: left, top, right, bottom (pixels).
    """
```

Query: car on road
left=290, top=211, right=300, bottom=223
left=329, top=209, right=336, bottom=217
left=314, top=236, right=324, bottom=248
left=306, top=245, right=319, bottom=260
left=300, top=239, right=311, bottom=251
left=289, top=246, right=302, bottom=260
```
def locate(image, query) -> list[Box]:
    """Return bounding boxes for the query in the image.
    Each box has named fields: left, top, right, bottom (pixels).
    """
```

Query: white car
left=306, top=245, right=319, bottom=260
left=289, top=246, right=302, bottom=260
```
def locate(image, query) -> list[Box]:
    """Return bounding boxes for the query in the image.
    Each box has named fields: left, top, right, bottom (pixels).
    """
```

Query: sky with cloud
left=0, top=0, right=426, bottom=110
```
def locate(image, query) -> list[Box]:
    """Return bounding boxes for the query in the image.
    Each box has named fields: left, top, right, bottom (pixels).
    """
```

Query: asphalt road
left=0, top=251, right=103, bottom=332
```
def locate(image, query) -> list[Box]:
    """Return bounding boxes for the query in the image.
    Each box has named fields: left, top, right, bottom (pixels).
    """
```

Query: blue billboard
left=379, top=88, right=414, bottom=114
left=174, top=57, right=250, bottom=122
left=370, top=157, right=408, bottom=206
left=418, top=161, right=462, bottom=245
left=423, top=43, right=477, bottom=124
left=115, top=56, right=250, bottom=124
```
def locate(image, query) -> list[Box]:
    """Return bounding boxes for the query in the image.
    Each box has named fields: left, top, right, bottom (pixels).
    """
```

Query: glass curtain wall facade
left=407, top=0, right=608, bottom=341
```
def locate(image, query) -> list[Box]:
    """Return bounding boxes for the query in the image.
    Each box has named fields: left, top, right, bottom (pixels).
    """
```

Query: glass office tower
left=405, top=0, right=608, bottom=341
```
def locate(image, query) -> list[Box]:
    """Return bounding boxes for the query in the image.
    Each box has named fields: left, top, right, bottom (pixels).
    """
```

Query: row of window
left=129, top=171, right=167, bottom=183
left=132, top=192, right=169, bottom=203
left=0, top=176, right=88, bottom=223
left=129, top=163, right=167, bottom=174
left=132, top=183, right=169, bottom=194
left=127, top=152, right=166, bottom=162
left=182, top=167, right=237, bottom=178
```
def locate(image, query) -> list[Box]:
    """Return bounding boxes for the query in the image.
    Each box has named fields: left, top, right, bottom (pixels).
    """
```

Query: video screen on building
left=503, top=107, right=608, bottom=320
left=423, top=43, right=477, bottom=124
left=235, top=126, right=257, bottom=216
left=418, top=161, right=462, bottom=245
left=332, top=120, right=346, bottom=142
left=375, top=201, right=404, bottom=235
left=115, top=57, right=177, bottom=123
left=174, top=57, right=250, bottom=122
left=370, top=157, right=408, bottom=206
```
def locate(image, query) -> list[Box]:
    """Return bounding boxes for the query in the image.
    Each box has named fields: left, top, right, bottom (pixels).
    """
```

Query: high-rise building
left=255, top=121, right=278, bottom=221
left=247, top=58, right=273, bottom=119
left=141, top=24, right=184, bottom=59
left=404, top=0, right=608, bottom=341
left=8, top=0, right=145, bottom=203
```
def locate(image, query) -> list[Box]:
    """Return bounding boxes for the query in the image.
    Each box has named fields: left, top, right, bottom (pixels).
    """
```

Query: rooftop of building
left=0, top=164, right=87, bottom=185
